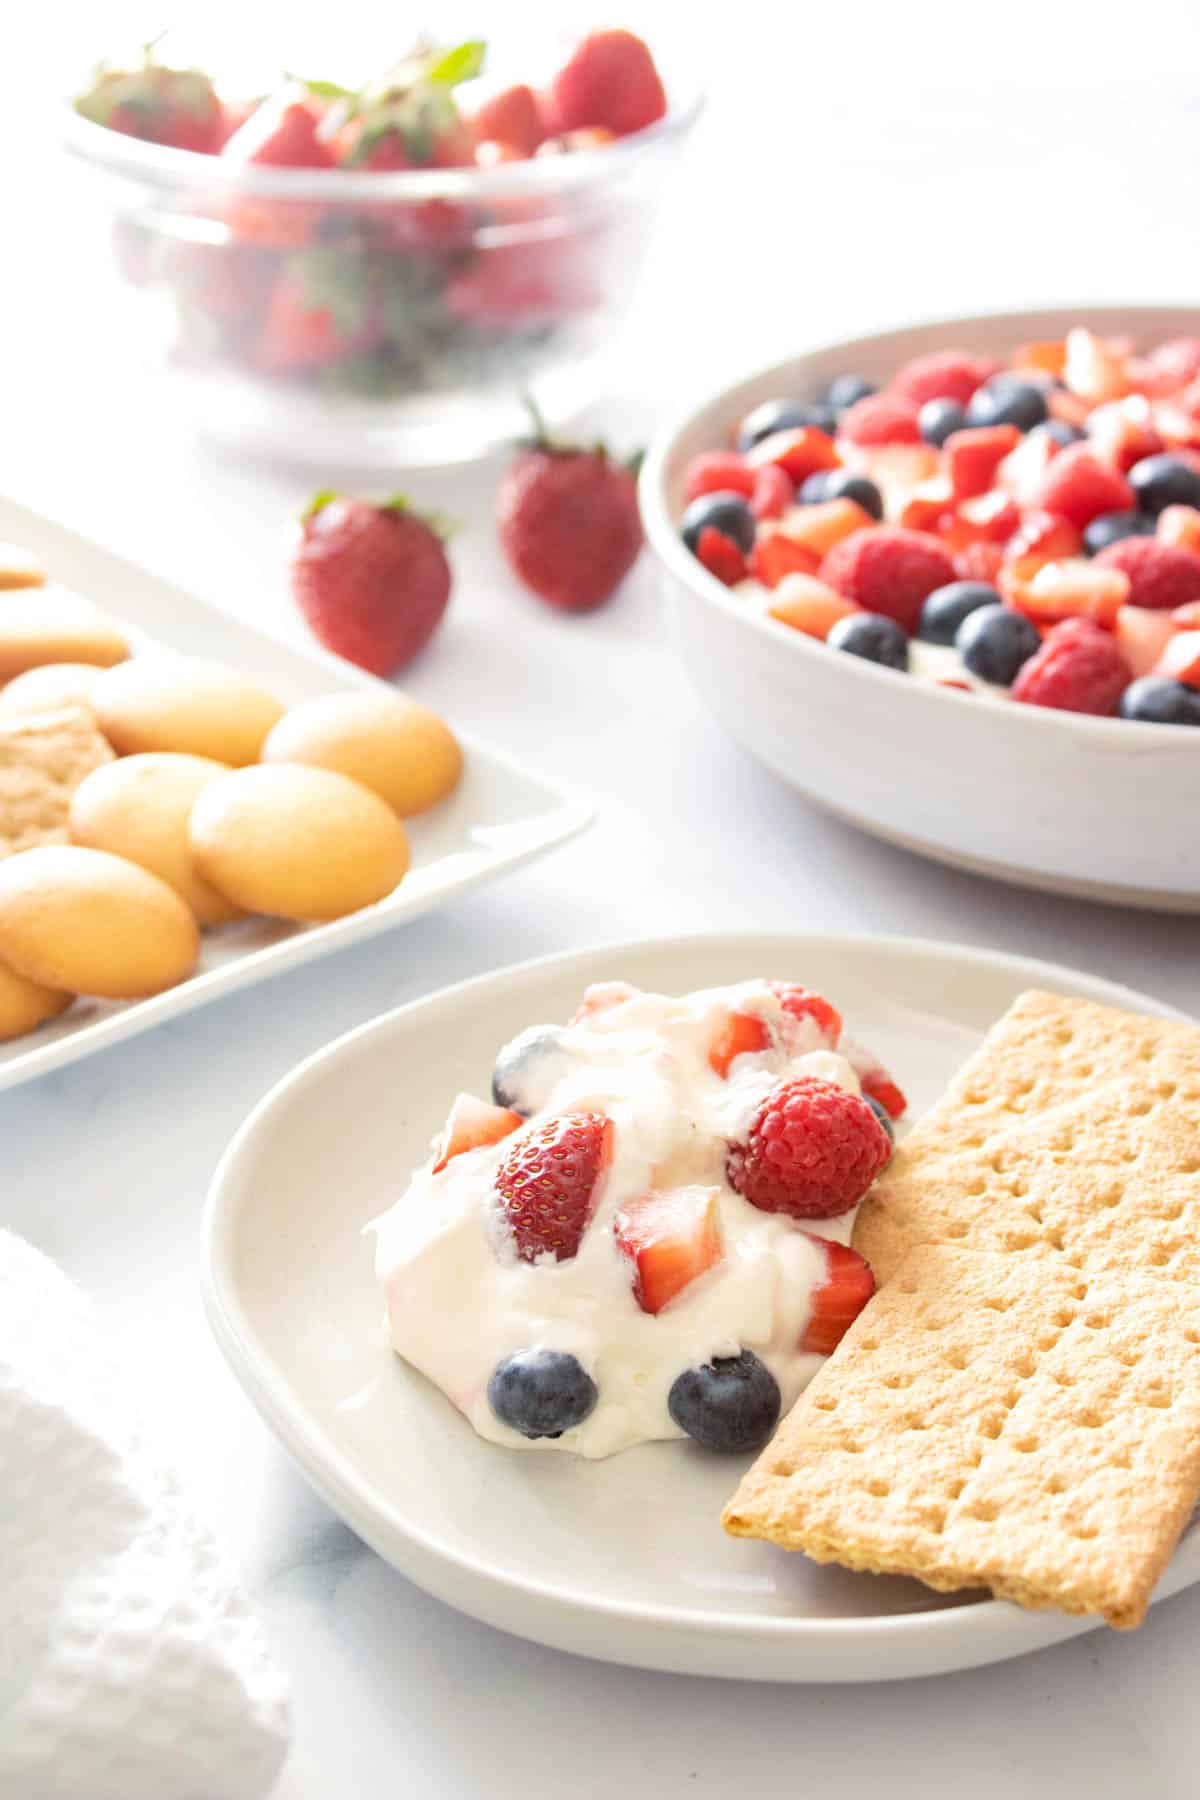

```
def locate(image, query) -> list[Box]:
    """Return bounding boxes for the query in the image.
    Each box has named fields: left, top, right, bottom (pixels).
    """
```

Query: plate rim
left=202, top=929, right=1200, bottom=1670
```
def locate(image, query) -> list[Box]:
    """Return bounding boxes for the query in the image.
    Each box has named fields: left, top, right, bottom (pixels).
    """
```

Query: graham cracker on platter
left=724, top=1245, right=1200, bottom=1628
left=0, top=707, right=114, bottom=858
left=853, top=990, right=1200, bottom=1289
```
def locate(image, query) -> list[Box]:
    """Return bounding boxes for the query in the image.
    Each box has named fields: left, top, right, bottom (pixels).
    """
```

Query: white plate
left=0, top=493, right=591, bottom=1093
left=203, top=930, right=1200, bottom=1683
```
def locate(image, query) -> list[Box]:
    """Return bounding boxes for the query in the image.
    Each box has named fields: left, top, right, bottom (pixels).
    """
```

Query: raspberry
left=891, top=351, right=1000, bottom=409
left=837, top=393, right=922, bottom=447
left=1031, top=444, right=1136, bottom=529
left=819, top=526, right=958, bottom=632
left=494, top=1111, right=614, bottom=1261
left=749, top=463, right=794, bottom=521
left=726, top=1076, right=891, bottom=1220
left=695, top=524, right=747, bottom=586
left=683, top=452, right=755, bottom=504
left=1093, top=538, right=1200, bottom=612
left=944, top=426, right=1022, bottom=499
left=1011, top=618, right=1131, bottom=716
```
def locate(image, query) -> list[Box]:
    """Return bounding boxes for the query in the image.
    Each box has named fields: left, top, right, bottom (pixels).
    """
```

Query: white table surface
left=7, top=3, right=1200, bottom=1794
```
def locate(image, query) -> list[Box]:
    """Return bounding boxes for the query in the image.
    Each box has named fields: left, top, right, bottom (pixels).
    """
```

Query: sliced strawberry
left=1064, top=328, right=1129, bottom=403
left=1157, top=505, right=1200, bottom=554
left=1116, top=605, right=1178, bottom=678
left=696, top=525, right=748, bottom=586
left=572, top=981, right=639, bottom=1023
left=770, top=983, right=843, bottom=1047
left=897, top=486, right=952, bottom=534
left=749, top=532, right=820, bottom=588
left=956, top=489, right=1022, bottom=543
left=767, top=577, right=861, bottom=641
left=615, top=1188, right=723, bottom=1314
left=1031, top=444, right=1135, bottom=529
left=1001, top=512, right=1084, bottom=584
left=860, top=1067, right=908, bottom=1120
left=777, top=498, right=874, bottom=559
left=944, top=425, right=1022, bottom=499
left=682, top=452, right=755, bottom=503
left=1154, top=630, right=1200, bottom=686
left=746, top=426, right=840, bottom=484
left=749, top=464, right=795, bottom=521
left=1084, top=397, right=1164, bottom=473
left=1010, top=559, right=1130, bottom=630
left=432, top=1093, right=522, bottom=1172
left=799, top=1239, right=876, bottom=1355
left=495, top=1112, right=614, bottom=1262
left=1010, top=339, right=1068, bottom=380
left=708, top=1010, right=770, bottom=1078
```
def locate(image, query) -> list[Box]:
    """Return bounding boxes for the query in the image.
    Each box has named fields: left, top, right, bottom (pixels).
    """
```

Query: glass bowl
left=61, top=82, right=702, bottom=467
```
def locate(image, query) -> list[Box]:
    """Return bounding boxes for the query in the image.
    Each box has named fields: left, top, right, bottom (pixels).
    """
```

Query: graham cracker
left=723, top=1245, right=1200, bottom=1627
left=0, top=707, right=114, bottom=858
left=853, top=990, right=1200, bottom=1288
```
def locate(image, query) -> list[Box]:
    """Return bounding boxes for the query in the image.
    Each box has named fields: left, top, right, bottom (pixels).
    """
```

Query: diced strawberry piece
left=1001, top=512, right=1084, bottom=584
left=897, top=482, right=953, bottom=534
left=1174, top=601, right=1200, bottom=629
left=993, top=428, right=1060, bottom=507
left=1031, top=443, right=1135, bottom=529
left=683, top=452, right=755, bottom=504
left=708, top=1010, right=770, bottom=1078
left=958, top=489, right=1021, bottom=541
left=770, top=983, right=843, bottom=1047
left=572, top=981, right=638, bottom=1022
left=767, top=576, right=861, bottom=641
left=800, top=1239, right=876, bottom=1355
left=746, top=427, right=840, bottom=484
left=1157, top=505, right=1200, bottom=553
left=432, top=1093, right=523, bottom=1172
left=1084, top=397, right=1164, bottom=473
left=777, top=498, right=873, bottom=558
left=1154, top=630, right=1200, bottom=686
left=891, top=351, right=1001, bottom=408
left=1154, top=403, right=1200, bottom=451
left=1010, top=339, right=1067, bottom=380
left=495, top=1112, right=614, bottom=1262
left=695, top=525, right=748, bottom=587
left=1064, top=328, right=1129, bottom=403
left=749, top=464, right=794, bottom=521
left=1011, top=618, right=1131, bottom=716
left=1115, top=605, right=1179, bottom=678
left=750, top=532, right=820, bottom=588
left=953, top=541, right=1005, bottom=584
left=843, top=444, right=940, bottom=490
left=837, top=393, right=922, bottom=447
left=1047, top=389, right=1093, bottom=429
left=860, top=1067, right=907, bottom=1120
left=944, top=425, right=1022, bottom=499
left=470, top=84, right=546, bottom=156
left=1009, top=559, right=1129, bottom=630
left=819, top=526, right=957, bottom=632
left=1093, top=538, right=1200, bottom=612
left=614, top=1189, right=723, bottom=1315
left=1142, top=336, right=1200, bottom=392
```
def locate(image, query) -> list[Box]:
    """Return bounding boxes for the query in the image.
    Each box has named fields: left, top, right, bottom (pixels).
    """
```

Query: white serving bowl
left=640, top=304, right=1200, bottom=911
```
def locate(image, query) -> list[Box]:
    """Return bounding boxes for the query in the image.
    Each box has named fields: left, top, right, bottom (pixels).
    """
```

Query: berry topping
left=1081, top=511, right=1156, bottom=555
left=749, top=464, right=795, bottom=521
left=1156, top=506, right=1200, bottom=553
left=1115, top=604, right=1177, bottom=678
left=859, top=1066, right=908, bottom=1121
left=1011, top=559, right=1129, bottom=630
left=614, top=1188, right=724, bottom=1315
left=966, top=376, right=1049, bottom=432
left=827, top=612, right=909, bottom=670
left=682, top=452, right=756, bottom=504
left=745, top=426, right=840, bottom=485
left=726, top=1076, right=891, bottom=1220
left=837, top=392, right=923, bottom=447
left=681, top=491, right=757, bottom=556
left=944, top=425, right=1023, bottom=498
left=667, top=1350, right=781, bottom=1453
left=491, top=1025, right=570, bottom=1115
left=956, top=604, right=1041, bottom=685
left=770, top=499, right=873, bottom=561
left=494, top=1111, right=613, bottom=1262
left=767, top=577, right=860, bottom=641
left=825, top=374, right=876, bottom=412
left=770, top=983, right=843, bottom=1046
left=737, top=399, right=837, bottom=451
left=1119, top=676, right=1200, bottom=726
left=893, top=351, right=1000, bottom=409
left=918, top=580, right=1001, bottom=644
left=919, top=398, right=967, bottom=447
left=1093, top=537, right=1200, bottom=612
left=819, top=526, right=957, bottom=632
left=1154, top=629, right=1200, bottom=687
left=1128, top=453, right=1200, bottom=517
left=695, top=526, right=748, bottom=586
left=799, top=1239, right=877, bottom=1356
left=432, top=1094, right=522, bottom=1172
left=749, top=532, right=819, bottom=588
left=1031, top=444, right=1136, bottom=529
left=488, top=1349, right=598, bottom=1439
left=708, top=1009, right=770, bottom=1077
left=1010, top=618, right=1131, bottom=716
left=544, top=28, right=667, bottom=138
left=498, top=406, right=642, bottom=612
left=819, top=470, right=885, bottom=520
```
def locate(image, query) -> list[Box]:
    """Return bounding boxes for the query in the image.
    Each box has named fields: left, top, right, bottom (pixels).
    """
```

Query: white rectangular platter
left=0, top=492, right=593, bottom=1093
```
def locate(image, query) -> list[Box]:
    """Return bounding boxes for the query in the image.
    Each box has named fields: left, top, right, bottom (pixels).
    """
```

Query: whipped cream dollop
left=373, top=980, right=888, bottom=1459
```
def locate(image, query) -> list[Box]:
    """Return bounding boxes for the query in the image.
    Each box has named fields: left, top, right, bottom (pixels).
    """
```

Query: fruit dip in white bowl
left=373, top=976, right=902, bottom=1458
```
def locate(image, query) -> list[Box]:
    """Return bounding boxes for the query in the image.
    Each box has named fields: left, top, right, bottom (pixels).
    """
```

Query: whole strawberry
left=289, top=493, right=452, bottom=676
left=497, top=403, right=643, bottom=611
left=75, top=46, right=225, bottom=153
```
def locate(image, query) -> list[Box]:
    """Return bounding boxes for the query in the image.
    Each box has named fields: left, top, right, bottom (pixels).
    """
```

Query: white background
left=5, top=2, right=1200, bottom=1794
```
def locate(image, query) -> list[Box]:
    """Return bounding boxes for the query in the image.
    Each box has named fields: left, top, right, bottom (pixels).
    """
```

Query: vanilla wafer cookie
left=853, top=991, right=1200, bottom=1287
left=723, top=1245, right=1200, bottom=1628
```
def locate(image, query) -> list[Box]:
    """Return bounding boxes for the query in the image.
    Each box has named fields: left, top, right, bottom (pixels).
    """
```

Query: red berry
left=749, top=532, right=819, bottom=588
left=819, top=526, right=957, bottom=632
left=1011, top=618, right=1131, bottom=716
left=695, top=526, right=748, bottom=586
left=954, top=540, right=1005, bottom=584
left=1093, top=538, right=1200, bottom=612
left=770, top=983, right=843, bottom=1046
left=544, top=29, right=667, bottom=138
left=746, top=426, right=839, bottom=484
left=1031, top=444, right=1136, bottom=529
left=222, top=94, right=335, bottom=168
left=495, top=1112, right=614, bottom=1262
left=860, top=1067, right=908, bottom=1120
left=471, top=84, right=546, bottom=156
left=614, top=1188, right=723, bottom=1314
left=1143, top=337, right=1200, bottom=392
left=682, top=452, right=755, bottom=504
left=77, top=59, right=226, bottom=154
left=289, top=495, right=452, bottom=676
left=497, top=426, right=642, bottom=612
left=837, top=393, right=923, bottom=446
left=944, top=425, right=1022, bottom=499
left=799, top=1239, right=876, bottom=1355
left=1155, top=629, right=1200, bottom=686
left=708, top=1010, right=770, bottom=1078
left=891, top=351, right=1000, bottom=408
left=750, top=463, right=795, bottom=521
left=726, top=1076, right=891, bottom=1220
left=432, top=1094, right=522, bottom=1172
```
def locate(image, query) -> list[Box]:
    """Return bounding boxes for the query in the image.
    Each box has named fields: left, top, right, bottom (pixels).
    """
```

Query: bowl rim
left=640, top=301, right=1200, bottom=746
left=60, top=82, right=705, bottom=201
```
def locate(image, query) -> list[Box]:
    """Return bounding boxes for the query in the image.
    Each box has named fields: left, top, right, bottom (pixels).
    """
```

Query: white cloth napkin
left=0, top=1231, right=291, bottom=1800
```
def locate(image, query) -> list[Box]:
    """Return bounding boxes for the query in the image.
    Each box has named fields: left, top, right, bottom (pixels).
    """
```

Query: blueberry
left=736, top=398, right=836, bottom=451
left=492, top=1025, right=568, bottom=1115
left=681, top=491, right=756, bottom=555
left=488, top=1350, right=598, bottom=1439
left=821, top=469, right=885, bottom=520
left=955, top=603, right=1041, bottom=685
left=667, top=1350, right=781, bottom=1452
left=1128, top=453, right=1200, bottom=517
left=865, top=1095, right=895, bottom=1144
left=918, top=580, right=1001, bottom=645
left=919, top=398, right=966, bottom=447
left=825, top=373, right=876, bottom=412
left=1118, top=677, right=1200, bottom=726
left=1035, top=418, right=1085, bottom=448
left=1082, top=510, right=1156, bottom=556
left=799, top=471, right=832, bottom=505
left=827, top=612, right=909, bottom=671
left=965, top=377, right=1049, bottom=433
